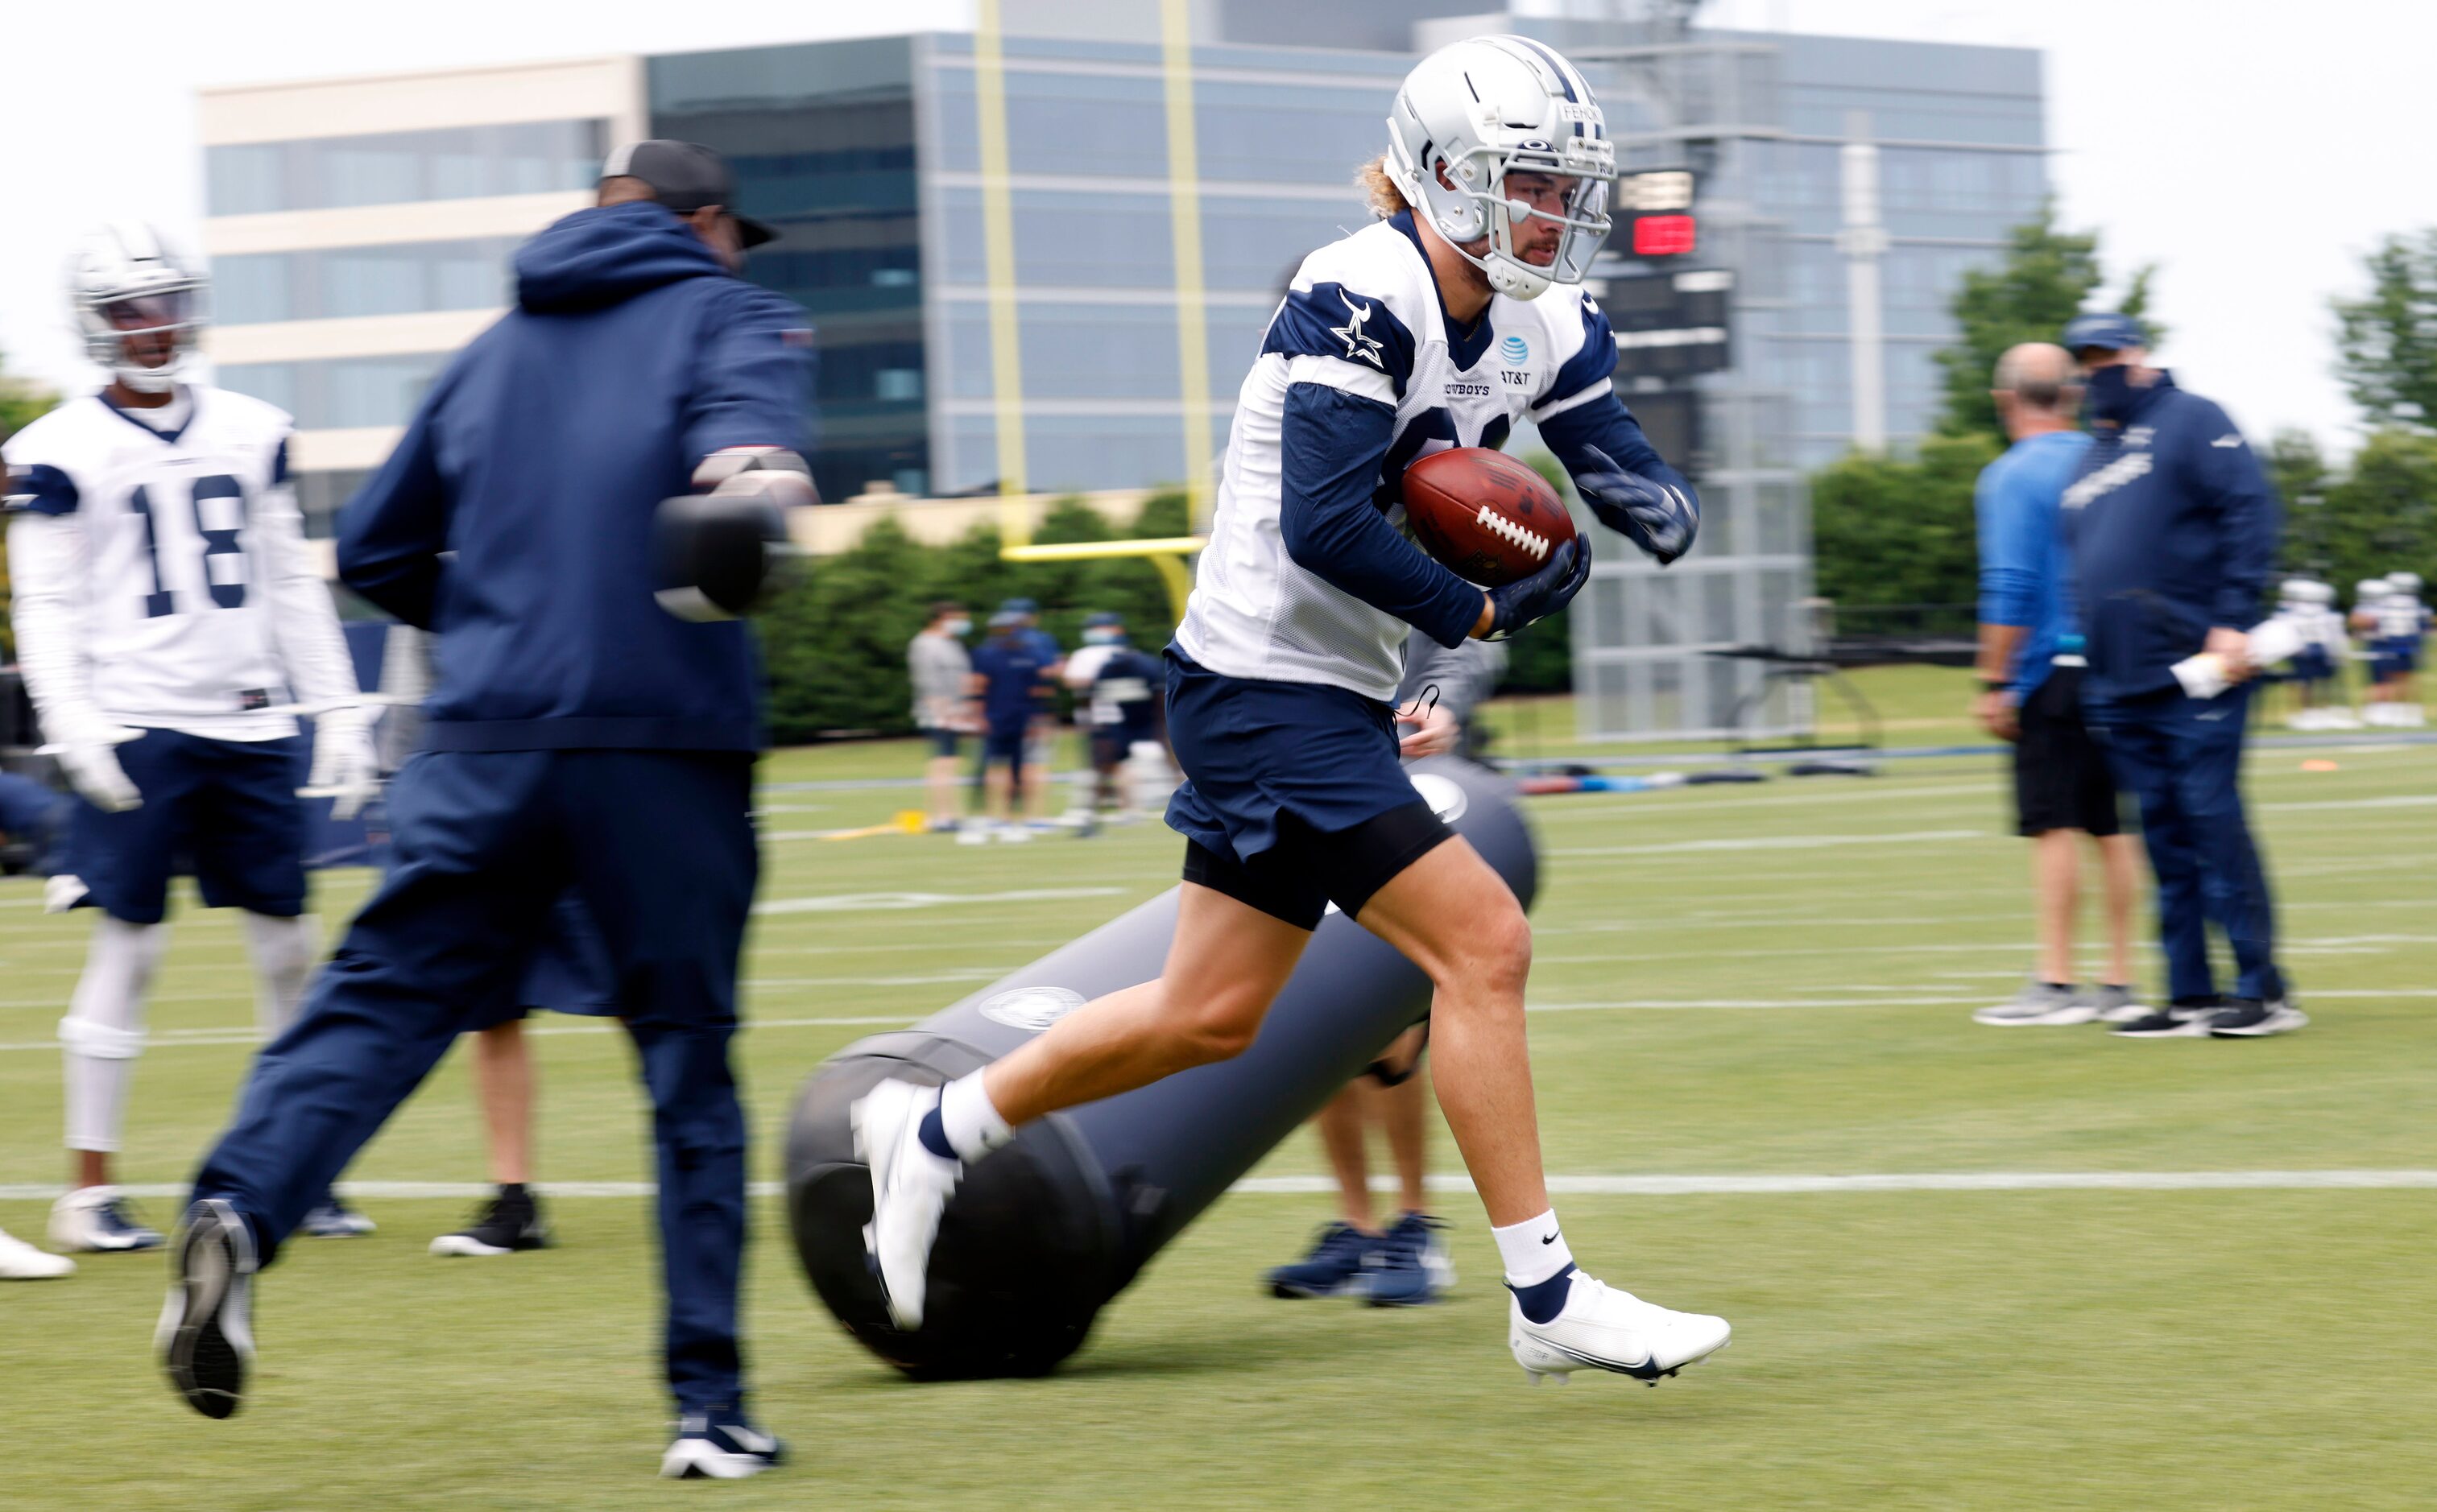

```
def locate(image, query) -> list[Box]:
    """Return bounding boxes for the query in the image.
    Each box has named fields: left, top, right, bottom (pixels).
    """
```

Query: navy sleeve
left=3, top=463, right=79, bottom=516
left=2185, top=403, right=2280, bottom=628
left=685, top=285, right=817, bottom=469
left=1278, top=382, right=1483, bottom=648
left=1263, top=283, right=1417, bottom=399
left=337, top=399, right=452, bottom=630
left=1537, top=391, right=1696, bottom=502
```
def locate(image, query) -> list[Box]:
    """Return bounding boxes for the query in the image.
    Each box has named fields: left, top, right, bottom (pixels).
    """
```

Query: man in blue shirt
left=2063, top=313, right=2302, bottom=1039
left=162, top=142, right=809, bottom=1474
left=967, top=610, right=1055, bottom=841
left=1969, top=344, right=2144, bottom=1028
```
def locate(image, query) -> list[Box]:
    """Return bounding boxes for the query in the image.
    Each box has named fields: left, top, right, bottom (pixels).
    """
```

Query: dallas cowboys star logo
left=1330, top=289, right=1386, bottom=369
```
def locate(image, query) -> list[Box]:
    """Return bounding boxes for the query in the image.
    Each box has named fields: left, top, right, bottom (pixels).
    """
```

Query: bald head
left=1992, top=342, right=2079, bottom=439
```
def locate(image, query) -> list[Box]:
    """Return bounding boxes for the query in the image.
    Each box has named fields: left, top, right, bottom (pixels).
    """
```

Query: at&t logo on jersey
left=1498, top=333, right=1533, bottom=386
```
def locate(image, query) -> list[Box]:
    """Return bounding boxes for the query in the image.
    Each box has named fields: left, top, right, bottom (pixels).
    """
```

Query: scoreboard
left=1614, top=167, right=1699, bottom=258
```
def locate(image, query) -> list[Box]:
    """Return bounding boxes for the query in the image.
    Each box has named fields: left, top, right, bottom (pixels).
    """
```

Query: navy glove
left=1576, top=445, right=1698, bottom=565
left=1483, top=535, right=1591, bottom=642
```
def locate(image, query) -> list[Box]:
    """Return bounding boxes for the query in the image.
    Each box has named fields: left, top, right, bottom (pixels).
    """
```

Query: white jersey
left=2373, top=593, right=2428, bottom=644
left=4, top=387, right=338, bottom=740
left=1177, top=214, right=1623, bottom=700
left=2276, top=601, right=2348, bottom=660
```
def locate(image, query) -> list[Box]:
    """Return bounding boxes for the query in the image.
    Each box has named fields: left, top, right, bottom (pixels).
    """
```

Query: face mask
left=2083, top=362, right=2138, bottom=423
left=943, top=618, right=971, bottom=636
left=1085, top=628, right=1119, bottom=645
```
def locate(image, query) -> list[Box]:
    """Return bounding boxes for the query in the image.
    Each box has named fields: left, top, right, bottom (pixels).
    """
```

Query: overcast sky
left=5, top=0, right=2429, bottom=454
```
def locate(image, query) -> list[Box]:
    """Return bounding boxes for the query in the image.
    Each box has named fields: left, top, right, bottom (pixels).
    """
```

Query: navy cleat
left=157, top=1199, right=257, bottom=1419
left=1366, top=1212, right=1454, bottom=1307
left=50, top=1185, right=165, bottom=1253
left=660, top=1411, right=784, bottom=1480
left=1265, top=1221, right=1376, bottom=1299
left=300, top=1195, right=376, bottom=1238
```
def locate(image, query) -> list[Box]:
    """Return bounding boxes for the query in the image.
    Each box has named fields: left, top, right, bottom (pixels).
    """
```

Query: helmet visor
left=100, top=288, right=201, bottom=333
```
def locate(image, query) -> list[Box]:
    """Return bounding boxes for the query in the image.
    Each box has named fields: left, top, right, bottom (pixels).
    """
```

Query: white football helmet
left=2293, top=579, right=2335, bottom=606
left=68, top=222, right=208, bottom=395
left=2390, top=571, right=2423, bottom=597
left=1384, top=35, right=1618, bottom=301
left=2356, top=576, right=2392, bottom=606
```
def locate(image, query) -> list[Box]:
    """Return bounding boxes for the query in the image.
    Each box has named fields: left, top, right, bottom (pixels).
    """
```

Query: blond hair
left=1358, top=155, right=1410, bottom=220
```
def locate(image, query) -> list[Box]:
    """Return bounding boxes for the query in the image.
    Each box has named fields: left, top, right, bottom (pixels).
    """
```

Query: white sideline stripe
left=754, top=887, right=1124, bottom=915
left=1550, top=828, right=1985, bottom=857
left=6, top=985, right=2436, bottom=1053
left=6, top=1171, right=2431, bottom=1204
left=2257, top=793, right=2437, bottom=813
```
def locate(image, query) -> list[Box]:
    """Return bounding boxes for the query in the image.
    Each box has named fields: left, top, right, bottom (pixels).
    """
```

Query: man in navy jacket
left=2062, top=313, right=2303, bottom=1040
left=163, top=143, right=811, bottom=1477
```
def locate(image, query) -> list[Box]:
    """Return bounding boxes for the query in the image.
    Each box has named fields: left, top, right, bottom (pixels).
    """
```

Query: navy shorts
left=465, top=891, right=620, bottom=1031
left=1163, top=650, right=1452, bottom=927
left=981, top=725, right=1028, bottom=766
left=68, top=729, right=308, bottom=925
left=921, top=726, right=962, bottom=759
left=2289, top=647, right=2331, bottom=681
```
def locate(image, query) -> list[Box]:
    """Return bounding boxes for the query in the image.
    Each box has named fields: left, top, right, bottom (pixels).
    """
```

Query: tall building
left=194, top=5, right=2045, bottom=737
left=197, top=58, right=646, bottom=529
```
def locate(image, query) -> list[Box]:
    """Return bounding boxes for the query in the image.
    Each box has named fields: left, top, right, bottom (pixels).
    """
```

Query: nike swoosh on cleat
left=1535, top=1335, right=1665, bottom=1380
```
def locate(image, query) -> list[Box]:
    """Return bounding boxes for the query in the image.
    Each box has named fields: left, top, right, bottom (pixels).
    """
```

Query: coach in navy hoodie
left=180, top=145, right=813, bottom=1465
left=2062, top=313, right=2300, bottom=1039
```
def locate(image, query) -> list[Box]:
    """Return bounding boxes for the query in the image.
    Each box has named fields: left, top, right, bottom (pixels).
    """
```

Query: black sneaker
left=157, top=1199, right=257, bottom=1419
left=2208, top=998, right=2309, bottom=1037
left=428, top=1186, right=551, bottom=1257
left=2112, top=998, right=2220, bottom=1039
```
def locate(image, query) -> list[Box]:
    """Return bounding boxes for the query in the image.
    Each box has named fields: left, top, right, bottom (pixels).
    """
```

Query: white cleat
left=0, top=1225, right=75, bottom=1279
left=1509, top=1272, right=1732, bottom=1386
left=853, top=1078, right=963, bottom=1331
left=51, top=1185, right=166, bottom=1253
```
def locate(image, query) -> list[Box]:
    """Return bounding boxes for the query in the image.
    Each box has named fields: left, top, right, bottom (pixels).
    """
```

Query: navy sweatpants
left=192, top=748, right=759, bottom=1414
left=2084, top=686, right=2283, bottom=1004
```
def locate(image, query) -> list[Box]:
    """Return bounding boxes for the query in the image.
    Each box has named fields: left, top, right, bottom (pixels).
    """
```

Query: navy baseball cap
left=2061, top=312, right=2149, bottom=353
left=1000, top=597, right=1039, bottom=616
left=1084, top=611, right=1123, bottom=629
left=987, top=609, right=1024, bottom=630
left=601, top=140, right=780, bottom=249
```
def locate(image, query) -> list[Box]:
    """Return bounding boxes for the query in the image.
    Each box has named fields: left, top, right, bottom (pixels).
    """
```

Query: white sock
left=60, top=917, right=168, bottom=1154
left=938, top=1072, right=1014, bottom=1163
left=244, top=912, right=322, bottom=1037
left=1492, top=1209, right=1575, bottom=1289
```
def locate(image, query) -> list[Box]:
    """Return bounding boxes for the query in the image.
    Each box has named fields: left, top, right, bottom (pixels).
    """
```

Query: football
left=1400, top=448, right=1578, bottom=588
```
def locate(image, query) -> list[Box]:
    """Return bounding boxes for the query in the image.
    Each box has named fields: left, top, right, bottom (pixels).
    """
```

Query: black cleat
left=661, top=1411, right=785, bottom=1479
left=429, top=1185, right=552, bottom=1258
left=157, top=1199, right=257, bottom=1419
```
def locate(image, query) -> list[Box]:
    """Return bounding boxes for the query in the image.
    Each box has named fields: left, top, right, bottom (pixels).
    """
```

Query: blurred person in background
left=2357, top=571, right=2427, bottom=726
left=1004, top=597, right=1063, bottom=822
left=908, top=601, right=974, bottom=831
left=2063, top=313, right=2303, bottom=1039
left=966, top=609, right=1056, bottom=842
left=1967, top=343, right=2145, bottom=1028
left=1264, top=637, right=1500, bottom=1306
left=2275, top=578, right=2352, bottom=729
left=1064, top=611, right=1165, bottom=830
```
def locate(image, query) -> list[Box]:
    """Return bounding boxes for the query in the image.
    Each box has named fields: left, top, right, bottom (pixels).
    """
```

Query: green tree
left=2265, top=428, right=2335, bottom=573
left=1931, top=201, right=2158, bottom=443
left=2319, top=428, right=2437, bottom=597
left=0, top=349, right=64, bottom=661
left=1808, top=432, right=2001, bottom=610
left=2332, top=229, right=2437, bottom=431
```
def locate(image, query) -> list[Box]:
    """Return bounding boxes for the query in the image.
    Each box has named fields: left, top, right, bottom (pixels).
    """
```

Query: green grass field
left=2, top=679, right=2431, bottom=1510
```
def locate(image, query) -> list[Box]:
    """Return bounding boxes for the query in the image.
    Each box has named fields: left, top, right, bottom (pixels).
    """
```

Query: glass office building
left=197, top=8, right=2042, bottom=737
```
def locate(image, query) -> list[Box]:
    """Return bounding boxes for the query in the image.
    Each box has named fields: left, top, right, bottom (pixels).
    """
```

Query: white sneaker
left=1972, top=980, right=2097, bottom=1027
left=1509, top=1272, right=1732, bottom=1386
left=0, top=1225, right=74, bottom=1279
left=51, top=1185, right=166, bottom=1253
left=853, top=1078, right=962, bottom=1331
left=995, top=823, right=1033, bottom=844
left=955, top=824, right=991, bottom=846
left=2322, top=707, right=2362, bottom=729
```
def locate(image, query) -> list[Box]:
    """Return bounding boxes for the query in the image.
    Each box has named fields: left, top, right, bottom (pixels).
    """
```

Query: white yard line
left=6, top=1169, right=2430, bottom=1204
left=1550, top=828, right=1988, bottom=858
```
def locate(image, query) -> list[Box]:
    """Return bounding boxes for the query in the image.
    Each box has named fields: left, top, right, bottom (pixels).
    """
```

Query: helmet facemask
left=86, top=285, right=205, bottom=394
left=1388, top=92, right=1616, bottom=301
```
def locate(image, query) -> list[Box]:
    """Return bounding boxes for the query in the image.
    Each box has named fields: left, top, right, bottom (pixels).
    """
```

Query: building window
left=205, top=120, right=606, bottom=217
left=217, top=352, right=453, bottom=431
left=214, top=239, right=517, bottom=325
